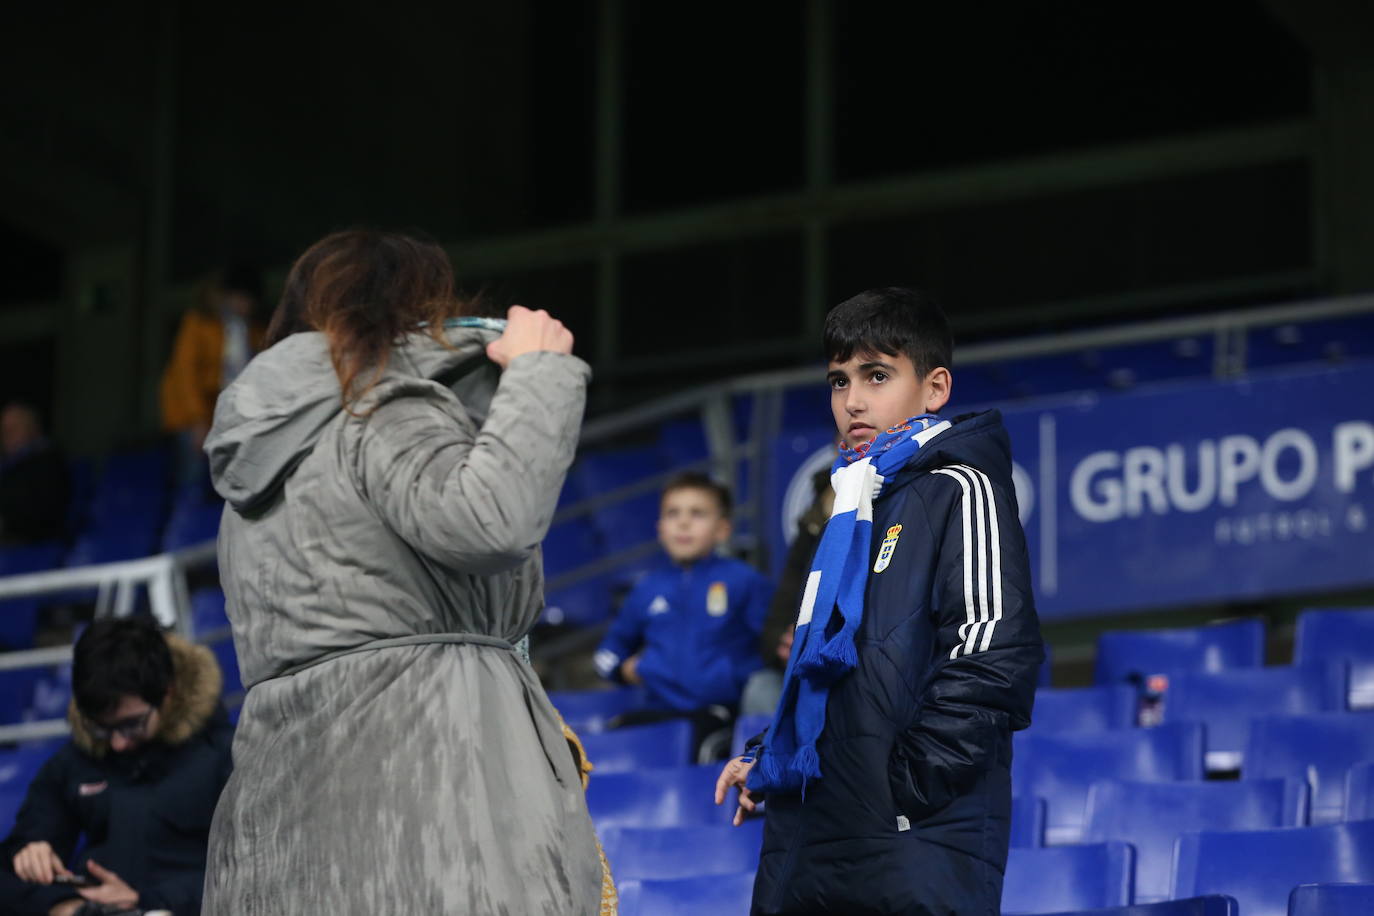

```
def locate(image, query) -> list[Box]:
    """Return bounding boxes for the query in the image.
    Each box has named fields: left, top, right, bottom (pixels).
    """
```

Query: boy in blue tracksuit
left=716, top=288, right=1044, bottom=915
left=595, top=472, right=774, bottom=713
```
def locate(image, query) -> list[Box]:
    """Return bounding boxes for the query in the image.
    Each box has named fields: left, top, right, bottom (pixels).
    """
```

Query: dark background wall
left=1, top=0, right=1371, bottom=452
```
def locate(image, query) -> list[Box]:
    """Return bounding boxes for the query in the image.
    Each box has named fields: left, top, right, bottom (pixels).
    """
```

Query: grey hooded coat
left=201, top=327, right=602, bottom=915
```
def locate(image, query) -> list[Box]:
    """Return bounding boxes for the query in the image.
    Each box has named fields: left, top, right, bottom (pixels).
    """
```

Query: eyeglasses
left=83, top=707, right=154, bottom=742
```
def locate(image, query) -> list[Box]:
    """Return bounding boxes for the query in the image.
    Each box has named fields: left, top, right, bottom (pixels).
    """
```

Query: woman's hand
left=485, top=305, right=574, bottom=368
left=714, top=755, right=760, bottom=826
left=13, top=840, right=69, bottom=884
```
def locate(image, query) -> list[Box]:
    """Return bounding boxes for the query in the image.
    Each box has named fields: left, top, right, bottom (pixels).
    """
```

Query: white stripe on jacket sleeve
left=932, top=465, right=1004, bottom=657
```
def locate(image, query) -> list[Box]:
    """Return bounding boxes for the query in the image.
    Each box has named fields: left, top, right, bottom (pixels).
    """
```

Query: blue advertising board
left=767, top=361, right=1374, bottom=621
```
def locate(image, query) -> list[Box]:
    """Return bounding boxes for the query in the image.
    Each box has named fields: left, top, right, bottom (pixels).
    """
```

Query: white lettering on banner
left=1335, top=422, right=1374, bottom=493
left=1071, top=427, right=1332, bottom=523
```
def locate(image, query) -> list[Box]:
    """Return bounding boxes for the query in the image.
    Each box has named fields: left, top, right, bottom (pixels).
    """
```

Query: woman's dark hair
left=823, top=287, right=953, bottom=378
left=72, top=618, right=175, bottom=719
left=265, top=229, right=472, bottom=407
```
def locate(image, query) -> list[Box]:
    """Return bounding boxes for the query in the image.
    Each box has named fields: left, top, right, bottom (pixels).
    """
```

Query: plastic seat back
left=1013, top=723, right=1205, bottom=844
left=586, top=765, right=730, bottom=829
left=616, top=870, right=756, bottom=916
left=579, top=719, right=695, bottom=774
left=1294, top=608, right=1374, bottom=709
left=1083, top=778, right=1306, bottom=902
left=601, top=821, right=763, bottom=882
left=1162, top=663, right=1347, bottom=771
left=1343, top=761, right=1374, bottom=822
left=730, top=713, right=772, bottom=757
left=1024, top=897, right=1239, bottom=916
left=1173, top=821, right=1374, bottom=916
left=548, top=686, right=648, bottom=734
left=1288, top=883, right=1374, bottom=916
left=1010, top=795, right=1046, bottom=848
left=1030, top=685, right=1139, bottom=733
left=1094, top=619, right=1264, bottom=686
left=1002, top=842, right=1135, bottom=914
left=1243, top=712, right=1374, bottom=823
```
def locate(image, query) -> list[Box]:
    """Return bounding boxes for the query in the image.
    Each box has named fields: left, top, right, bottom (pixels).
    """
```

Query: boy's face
left=658, top=487, right=731, bottom=564
left=827, top=351, right=951, bottom=449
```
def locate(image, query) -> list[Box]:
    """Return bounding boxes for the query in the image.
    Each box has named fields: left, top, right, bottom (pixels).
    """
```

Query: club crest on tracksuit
left=706, top=581, right=729, bottom=616
left=873, top=523, right=903, bottom=573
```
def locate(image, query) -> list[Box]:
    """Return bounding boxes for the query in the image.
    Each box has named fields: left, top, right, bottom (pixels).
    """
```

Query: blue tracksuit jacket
left=751, top=410, right=1044, bottom=915
left=595, top=554, right=774, bottom=711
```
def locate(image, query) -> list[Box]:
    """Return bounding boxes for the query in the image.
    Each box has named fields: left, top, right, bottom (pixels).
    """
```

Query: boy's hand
left=485, top=305, right=574, bottom=368
left=620, top=654, right=643, bottom=685
left=77, top=860, right=138, bottom=909
left=715, top=755, right=759, bottom=826
left=13, top=840, right=70, bottom=884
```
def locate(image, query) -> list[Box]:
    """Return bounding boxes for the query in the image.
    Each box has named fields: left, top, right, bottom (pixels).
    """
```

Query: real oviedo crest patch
left=707, top=581, right=729, bottom=616
left=873, top=523, right=903, bottom=573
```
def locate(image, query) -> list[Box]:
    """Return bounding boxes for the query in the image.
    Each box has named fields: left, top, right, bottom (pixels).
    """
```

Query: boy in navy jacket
left=717, top=288, right=1044, bottom=915
left=595, top=473, right=774, bottom=713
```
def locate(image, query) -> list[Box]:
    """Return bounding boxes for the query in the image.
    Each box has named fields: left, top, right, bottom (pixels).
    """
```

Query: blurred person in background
left=594, top=473, right=774, bottom=756
left=0, top=617, right=232, bottom=915
left=739, top=468, right=832, bottom=717
left=0, top=401, right=69, bottom=546
left=159, top=265, right=267, bottom=488
left=201, top=230, right=602, bottom=913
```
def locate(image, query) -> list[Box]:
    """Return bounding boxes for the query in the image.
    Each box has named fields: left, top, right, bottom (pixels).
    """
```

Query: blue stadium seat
left=88, top=445, right=171, bottom=530
left=1345, top=761, right=1374, bottom=822
left=601, top=821, right=763, bottom=882
left=1094, top=336, right=1214, bottom=390
left=1246, top=314, right=1374, bottom=370
left=1161, top=663, right=1348, bottom=771
left=1082, top=778, right=1308, bottom=903
left=1029, top=898, right=1239, bottom=916
left=617, top=871, right=755, bottom=916
left=657, top=419, right=712, bottom=468
left=573, top=448, right=666, bottom=555
left=730, top=713, right=772, bottom=757
left=0, top=541, right=65, bottom=650
left=1011, top=795, right=1046, bottom=848
left=579, top=720, right=695, bottom=774
left=1030, top=685, right=1139, bottom=733
left=586, top=765, right=731, bottom=830
left=209, top=638, right=243, bottom=697
left=161, top=496, right=223, bottom=551
left=1041, top=641, right=1053, bottom=686
left=65, top=525, right=161, bottom=567
left=1288, top=883, right=1374, bottom=916
left=541, top=520, right=612, bottom=627
left=1002, top=842, right=1135, bottom=914
left=1243, top=712, right=1374, bottom=824
left=1172, top=820, right=1374, bottom=916
left=1094, top=619, right=1264, bottom=686
left=547, top=686, right=648, bottom=734
left=0, top=787, right=24, bottom=837
left=0, top=739, right=62, bottom=795
left=1294, top=608, right=1374, bottom=709
left=190, top=587, right=230, bottom=636
left=1012, top=723, right=1205, bottom=844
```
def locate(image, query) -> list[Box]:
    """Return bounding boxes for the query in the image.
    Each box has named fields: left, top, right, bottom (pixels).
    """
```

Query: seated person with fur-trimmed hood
left=0, top=617, right=233, bottom=916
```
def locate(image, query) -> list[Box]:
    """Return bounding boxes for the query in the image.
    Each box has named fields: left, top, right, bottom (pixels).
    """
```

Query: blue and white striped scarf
left=748, top=414, right=951, bottom=795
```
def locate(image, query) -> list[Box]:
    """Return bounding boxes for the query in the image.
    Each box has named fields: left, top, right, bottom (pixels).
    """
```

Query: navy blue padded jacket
left=751, top=410, right=1044, bottom=915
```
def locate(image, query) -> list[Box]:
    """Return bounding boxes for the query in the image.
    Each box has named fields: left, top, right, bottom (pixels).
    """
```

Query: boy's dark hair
left=73, top=618, right=175, bottom=719
left=662, top=471, right=733, bottom=517
left=823, top=287, right=953, bottom=378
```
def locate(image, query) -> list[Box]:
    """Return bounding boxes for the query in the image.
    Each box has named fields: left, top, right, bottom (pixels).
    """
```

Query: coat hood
left=68, top=633, right=223, bottom=757
left=205, top=327, right=500, bottom=513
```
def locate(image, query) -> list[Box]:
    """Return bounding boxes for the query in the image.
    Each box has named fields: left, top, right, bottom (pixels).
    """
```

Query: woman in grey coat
left=201, top=230, right=603, bottom=914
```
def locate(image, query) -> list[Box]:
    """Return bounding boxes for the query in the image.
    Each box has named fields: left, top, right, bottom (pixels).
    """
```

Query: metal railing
left=3, top=292, right=1372, bottom=724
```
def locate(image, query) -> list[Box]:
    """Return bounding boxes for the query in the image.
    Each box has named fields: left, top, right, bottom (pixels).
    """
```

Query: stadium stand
left=616, top=870, right=756, bottom=916
left=1029, top=685, right=1140, bottom=733
left=1293, top=607, right=1374, bottom=709
left=1002, top=842, right=1135, bottom=913
left=599, top=821, right=764, bottom=882
left=1093, top=619, right=1265, bottom=686
left=548, top=685, right=649, bottom=734
left=1012, top=723, right=1206, bottom=844
left=1011, top=795, right=1047, bottom=849
left=1287, top=883, right=1374, bottom=916
left=1082, top=779, right=1308, bottom=903
left=1344, top=761, right=1374, bottom=822
left=1031, top=899, right=1239, bottom=916
left=585, top=765, right=733, bottom=830
left=1172, top=820, right=1374, bottom=916
left=1242, top=712, right=1374, bottom=824
left=577, top=719, right=696, bottom=773
left=1159, top=662, right=1348, bottom=771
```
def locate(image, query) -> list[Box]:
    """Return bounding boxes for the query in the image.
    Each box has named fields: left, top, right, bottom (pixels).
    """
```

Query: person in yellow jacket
left=160, top=266, right=266, bottom=484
